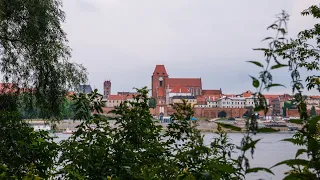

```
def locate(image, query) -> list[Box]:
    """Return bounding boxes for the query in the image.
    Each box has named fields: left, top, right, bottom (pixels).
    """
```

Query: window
left=198, top=89, right=201, bottom=95
left=159, top=80, right=163, bottom=87
left=194, top=88, right=197, bottom=95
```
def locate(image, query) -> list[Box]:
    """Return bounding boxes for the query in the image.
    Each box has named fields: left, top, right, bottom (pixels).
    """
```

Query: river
left=55, top=132, right=300, bottom=180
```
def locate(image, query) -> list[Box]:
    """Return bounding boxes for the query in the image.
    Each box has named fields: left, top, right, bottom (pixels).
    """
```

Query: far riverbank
left=28, top=119, right=300, bottom=133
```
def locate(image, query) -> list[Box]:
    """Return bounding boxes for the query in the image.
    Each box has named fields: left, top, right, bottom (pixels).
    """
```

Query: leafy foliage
left=310, top=106, right=317, bottom=117
left=0, top=93, right=58, bottom=179
left=249, top=4, right=320, bottom=179
left=148, top=97, right=156, bottom=108
left=0, top=0, right=87, bottom=118
left=58, top=88, right=269, bottom=179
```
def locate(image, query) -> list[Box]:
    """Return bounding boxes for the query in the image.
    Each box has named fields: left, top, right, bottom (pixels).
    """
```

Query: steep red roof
left=202, top=89, right=221, bottom=95
left=153, top=65, right=168, bottom=76
left=170, top=84, right=190, bottom=93
left=167, top=78, right=201, bottom=88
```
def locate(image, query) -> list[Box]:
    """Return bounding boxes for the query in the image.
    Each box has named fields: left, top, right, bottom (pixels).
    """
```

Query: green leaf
left=278, top=28, right=287, bottom=34
left=282, top=138, right=299, bottom=144
left=271, top=64, right=288, bottom=69
left=271, top=159, right=309, bottom=169
left=283, top=174, right=307, bottom=180
left=245, top=167, right=274, bottom=175
left=247, top=61, right=264, bottom=68
left=216, top=123, right=242, bottom=131
left=253, top=48, right=269, bottom=51
left=250, top=76, right=260, bottom=88
left=257, top=128, right=279, bottom=133
left=261, top=37, right=273, bottom=41
left=215, top=163, right=237, bottom=173
left=254, top=106, right=264, bottom=112
left=264, top=84, right=286, bottom=89
left=241, top=139, right=261, bottom=152
left=295, top=148, right=307, bottom=158
left=267, top=23, right=278, bottom=30
left=288, top=119, right=303, bottom=125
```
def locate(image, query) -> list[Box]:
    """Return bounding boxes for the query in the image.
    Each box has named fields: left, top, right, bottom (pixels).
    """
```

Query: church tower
left=103, top=80, right=111, bottom=98
left=152, top=65, right=169, bottom=115
left=152, top=65, right=169, bottom=99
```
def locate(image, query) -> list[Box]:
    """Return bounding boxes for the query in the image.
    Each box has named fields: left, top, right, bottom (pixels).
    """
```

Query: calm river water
left=55, top=132, right=299, bottom=180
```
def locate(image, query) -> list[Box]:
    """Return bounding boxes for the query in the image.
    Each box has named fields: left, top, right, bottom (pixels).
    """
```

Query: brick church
left=151, top=65, right=222, bottom=116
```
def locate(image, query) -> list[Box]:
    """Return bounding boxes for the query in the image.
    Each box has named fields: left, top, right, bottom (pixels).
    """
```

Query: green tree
left=60, top=97, right=75, bottom=119
left=0, top=0, right=87, bottom=118
left=248, top=5, right=320, bottom=178
left=148, top=97, right=156, bottom=108
left=58, top=88, right=270, bottom=179
left=0, top=93, right=58, bottom=179
left=0, top=0, right=87, bottom=178
left=218, top=111, right=227, bottom=118
left=310, top=106, right=317, bottom=117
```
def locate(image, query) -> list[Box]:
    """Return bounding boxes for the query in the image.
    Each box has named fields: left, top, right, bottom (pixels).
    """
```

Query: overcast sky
left=62, top=0, right=319, bottom=95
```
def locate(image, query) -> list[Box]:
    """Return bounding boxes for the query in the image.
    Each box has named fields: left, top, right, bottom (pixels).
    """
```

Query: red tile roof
left=153, top=65, right=168, bottom=76
left=198, top=95, right=221, bottom=101
left=309, top=96, right=320, bottom=99
left=108, top=94, right=136, bottom=101
left=0, top=83, right=20, bottom=94
left=170, top=84, right=190, bottom=93
left=242, top=90, right=252, bottom=97
left=263, top=95, right=280, bottom=99
left=0, top=83, right=35, bottom=95
left=202, top=89, right=221, bottom=95
left=167, top=78, right=201, bottom=88
left=224, top=94, right=237, bottom=97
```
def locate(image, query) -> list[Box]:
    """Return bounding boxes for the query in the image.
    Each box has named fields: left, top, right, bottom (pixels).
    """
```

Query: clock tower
left=151, top=65, right=169, bottom=114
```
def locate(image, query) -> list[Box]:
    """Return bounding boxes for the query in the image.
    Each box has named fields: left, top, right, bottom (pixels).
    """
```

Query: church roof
left=170, top=84, right=190, bottom=93
left=79, top=85, right=92, bottom=94
left=153, top=65, right=168, bottom=76
left=202, top=89, right=221, bottom=95
left=167, top=78, right=201, bottom=87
